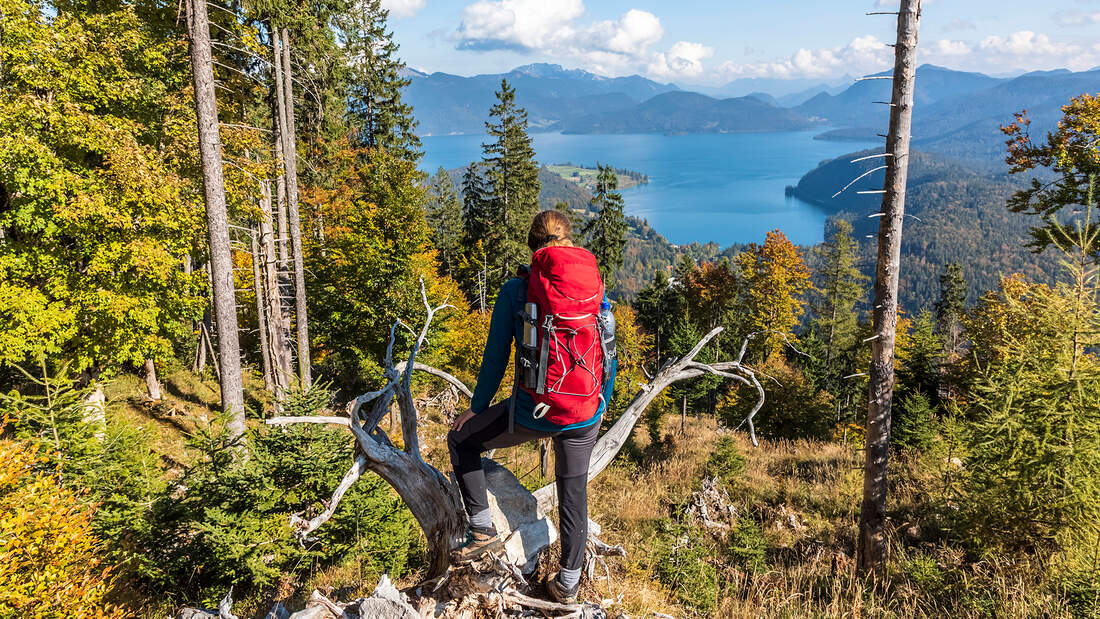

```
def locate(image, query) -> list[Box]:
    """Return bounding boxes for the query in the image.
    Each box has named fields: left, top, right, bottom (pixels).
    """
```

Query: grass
left=546, top=164, right=648, bottom=192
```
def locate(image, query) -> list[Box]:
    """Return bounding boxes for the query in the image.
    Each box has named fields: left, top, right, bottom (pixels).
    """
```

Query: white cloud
left=583, top=9, right=663, bottom=57
left=928, top=39, right=970, bottom=57
left=979, top=30, right=1077, bottom=57
left=716, top=35, right=892, bottom=80
left=382, top=0, right=426, bottom=18
left=456, top=0, right=584, bottom=51
left=454, top=2, right=715, bottom=80
left=648, top=41, right=715, bottom=78
left=964, top=31, right=1097, bottom=72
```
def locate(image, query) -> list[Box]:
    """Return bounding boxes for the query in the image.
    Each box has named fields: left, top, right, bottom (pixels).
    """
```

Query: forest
left=2, top=0, right=1100, bottom=617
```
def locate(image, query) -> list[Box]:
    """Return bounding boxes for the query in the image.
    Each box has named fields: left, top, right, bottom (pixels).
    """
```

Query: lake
left=420, top=131, right=878, bottom=247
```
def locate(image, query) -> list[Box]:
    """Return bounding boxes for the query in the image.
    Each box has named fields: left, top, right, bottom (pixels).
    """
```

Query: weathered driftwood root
left=267, top=284, right=768, bottom=586
left=685, top=477, right=738, bottom=532
left=267, top=281, right=466, bottom=579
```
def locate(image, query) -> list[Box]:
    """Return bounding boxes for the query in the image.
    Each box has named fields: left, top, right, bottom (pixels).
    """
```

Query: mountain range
left=406, top=63, right=679, bottom=135
left=406, top=63, right=1099, bottom=167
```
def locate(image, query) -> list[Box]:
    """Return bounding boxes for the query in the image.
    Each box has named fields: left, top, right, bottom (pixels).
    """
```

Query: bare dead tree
left=250, top=225, right=274, bottom=392
left=859, top=0, right=922, bottom=573
left=186, top=0, right=245, bottom=439
left=268, top=290, right=766, bottom=580
left=277, top=26, right=311, bottom=388
left=258, top=179, right=294, bottom=401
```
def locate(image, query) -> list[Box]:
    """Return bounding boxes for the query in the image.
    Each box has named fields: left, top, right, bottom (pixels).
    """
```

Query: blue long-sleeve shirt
left=470, top=276, right=610, bottom=432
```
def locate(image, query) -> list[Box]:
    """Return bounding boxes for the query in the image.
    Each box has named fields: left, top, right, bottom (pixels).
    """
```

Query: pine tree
left=583, top=164, right=627, bottom=287
left=809, top=219, right=867, bottom=371
left=339, top=0, right=421, bottom=162
left=426, top=168, right=464, bottom=278
left=461, top=163, right=491, bottom=244
left=934, top=262, right=967, bottom=360
left=481, top=79, right=540, bottom=287
left=634, top=269, right=683, bottom=370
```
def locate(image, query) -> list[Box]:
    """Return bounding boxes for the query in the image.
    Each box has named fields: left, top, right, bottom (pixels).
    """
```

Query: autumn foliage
left=0, top=430, right=116, bottom=618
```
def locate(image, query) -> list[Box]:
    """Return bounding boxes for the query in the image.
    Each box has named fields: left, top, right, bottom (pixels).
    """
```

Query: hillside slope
left=791, top=149, right=1059, bottom=309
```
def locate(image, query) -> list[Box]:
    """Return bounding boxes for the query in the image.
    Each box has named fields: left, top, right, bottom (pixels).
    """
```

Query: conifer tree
left=426, top=167, right=464, bottom=278
left=634, top=269, right=683, bottom=370
left=339, top=0, right=421, bottom=162
left=459, top=163, right=493, bottom=307
left=810, top=219, right=867, bottom=370
left=461, top=163, right=491, bottom=244
left=934, top=262, right=967, bottom=361
left=583, top=164, right=627, bottom=287
left=481, top=79, right=540, bottom=287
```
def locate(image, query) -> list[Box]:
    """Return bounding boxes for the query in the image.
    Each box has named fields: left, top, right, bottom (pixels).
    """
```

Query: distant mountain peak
left=511, top=63, right=599, bottom=80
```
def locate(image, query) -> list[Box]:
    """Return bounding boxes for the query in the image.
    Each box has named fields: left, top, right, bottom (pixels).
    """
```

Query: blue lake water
left=420, top=131, right=878, bottom=247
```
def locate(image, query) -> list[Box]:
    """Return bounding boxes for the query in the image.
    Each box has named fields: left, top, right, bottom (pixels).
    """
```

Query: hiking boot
left=545, top=571, right=579, bottom=605
left=449, top=527, right=504, bottom=564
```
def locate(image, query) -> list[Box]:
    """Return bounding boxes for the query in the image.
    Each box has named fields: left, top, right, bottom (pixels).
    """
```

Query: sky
left=378, top=0, right=1100, bottom=85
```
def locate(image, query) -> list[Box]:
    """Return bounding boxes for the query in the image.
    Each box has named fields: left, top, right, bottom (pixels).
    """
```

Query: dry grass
left=113, top=373, right=1077, bottom=618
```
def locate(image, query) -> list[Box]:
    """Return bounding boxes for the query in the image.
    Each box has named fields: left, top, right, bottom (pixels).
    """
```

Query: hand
left=452, top=409, right=475, bottom=433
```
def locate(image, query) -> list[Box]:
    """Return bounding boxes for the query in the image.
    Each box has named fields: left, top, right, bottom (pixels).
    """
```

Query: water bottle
left=522, top=302, right=539, bottom=389
left=598, top=301, right=616, bottom=362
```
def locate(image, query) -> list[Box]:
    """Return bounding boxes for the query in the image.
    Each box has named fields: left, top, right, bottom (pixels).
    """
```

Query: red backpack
left=517, top=246, right=605, bottom=426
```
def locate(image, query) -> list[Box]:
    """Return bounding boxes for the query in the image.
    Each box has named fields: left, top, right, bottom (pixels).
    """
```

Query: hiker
left=447, top=210, right=616, bottom=604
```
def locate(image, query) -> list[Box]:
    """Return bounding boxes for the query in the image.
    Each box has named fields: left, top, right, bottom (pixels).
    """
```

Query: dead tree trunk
left=144, top=358, right=162, bottom=401
left=858, top=0, right=921, bottom=573
left=186, top=0, right=246, bottom=439
left=274, top=126, right=290, bottom=270
left=276, top=26, right=311, bottom=388
left=269, top=307, right=767, bottom=579
left=250, top=225, right=274, bottom=393
left=259, top=179, right=294, bottom=398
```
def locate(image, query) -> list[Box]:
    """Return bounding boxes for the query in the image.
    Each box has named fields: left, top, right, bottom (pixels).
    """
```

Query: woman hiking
left=447, top=210, right=616, bottom=604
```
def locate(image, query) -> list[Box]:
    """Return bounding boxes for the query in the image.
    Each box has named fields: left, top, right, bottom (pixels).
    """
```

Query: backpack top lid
left=529, top=245, right=603, bottom=311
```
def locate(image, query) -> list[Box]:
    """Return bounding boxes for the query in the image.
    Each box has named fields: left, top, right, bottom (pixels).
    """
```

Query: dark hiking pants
left=447, top=401, right=601, bottom=571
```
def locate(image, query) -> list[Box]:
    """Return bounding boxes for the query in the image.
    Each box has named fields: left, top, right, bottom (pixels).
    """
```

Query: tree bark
left=859, top=0, right=921, bottom=574
left=274, top=126, right=290, bottom=270
left=278, top=27, right=311, bottom=387
left=250, top=225, right=274, bottom=393
left=259, top=179, right=294, bottom=399
left=187, top=0, right=246, bottom=439
left=144, top=358, right=162, bottom=401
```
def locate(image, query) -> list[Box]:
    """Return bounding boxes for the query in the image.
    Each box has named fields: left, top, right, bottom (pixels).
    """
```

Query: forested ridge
left=3, top=0, right=1100, bottom=617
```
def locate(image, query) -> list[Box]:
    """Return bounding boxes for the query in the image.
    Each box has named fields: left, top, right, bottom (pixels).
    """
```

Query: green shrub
left=649, top=519, right=718, bottom=615
left=893, top=390, right=937, bottom=451
left=704, top=435, right=745, bottom=484
left=131, top=384, right=420, bottom=602
left=726, top=518, right=766, bottom=573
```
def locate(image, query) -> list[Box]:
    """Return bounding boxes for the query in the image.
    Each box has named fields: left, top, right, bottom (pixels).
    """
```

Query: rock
left=483, top=458, right=558, bottom=572
left=175, top=588, right=238, bottom=619
left=355, top=575, right=420, bottom=619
